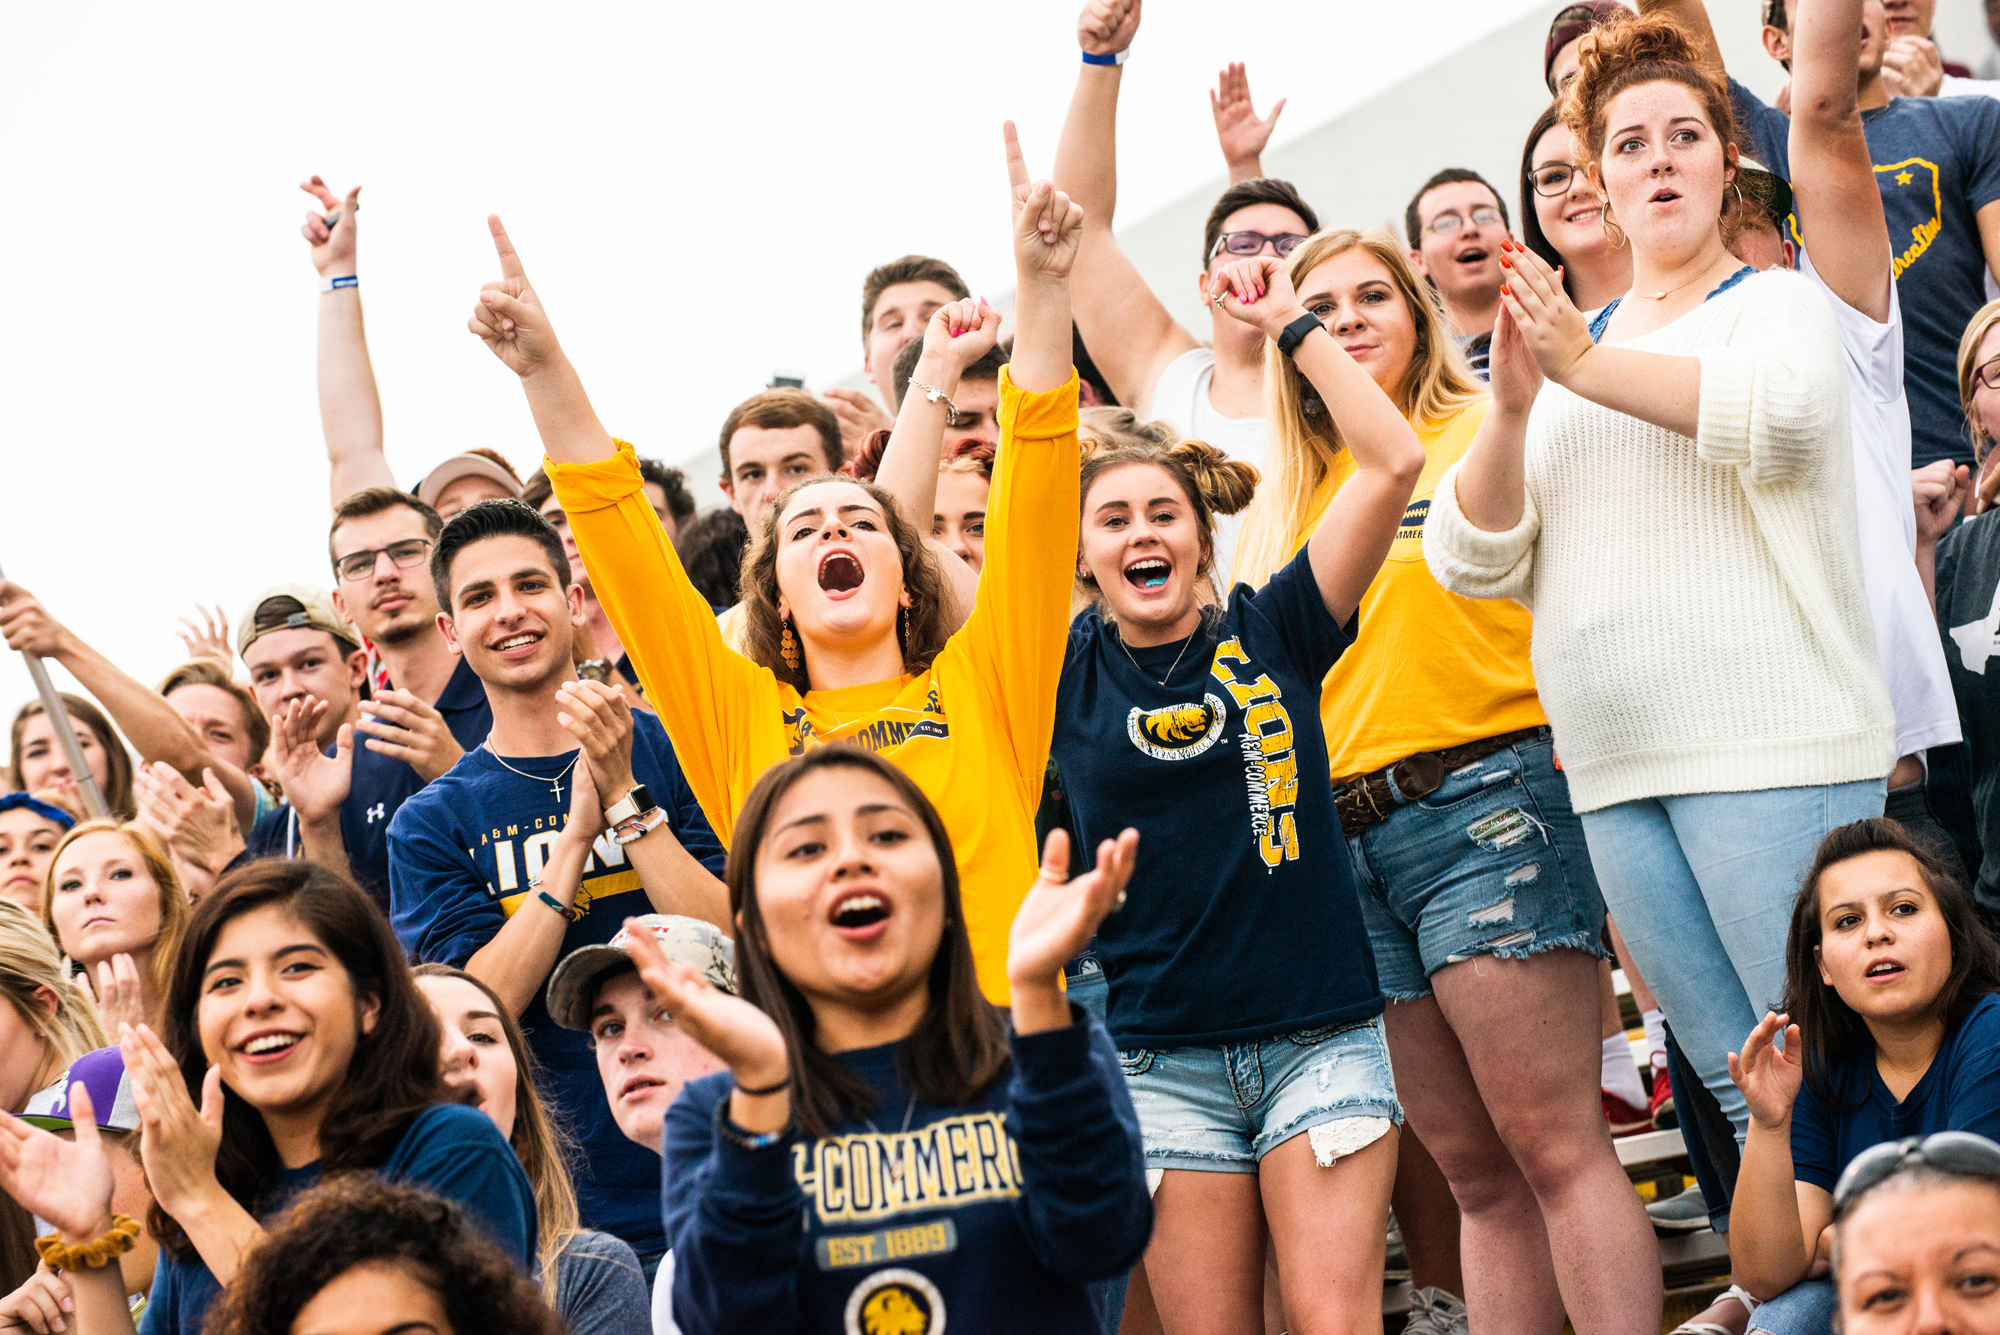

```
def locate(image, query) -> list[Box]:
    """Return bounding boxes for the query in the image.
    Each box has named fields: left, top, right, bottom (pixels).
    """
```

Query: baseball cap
left=1546, top=1, right=1628, bottom=91
left=237, top=584, right=361, bottom=658
left=21, top=1047, right=139, bottom=1133
left=1735, top=156, right=1795, bottom=229
left=546, top=915, right=735, bottom=1032
left=417, top=453, right=524, bottom=511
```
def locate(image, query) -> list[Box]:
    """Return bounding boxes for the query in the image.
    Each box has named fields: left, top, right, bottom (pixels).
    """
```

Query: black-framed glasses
left=1974, top=354, right=2000, bottom=393
left=1530, top=163, right=1594, bottom=197
left=334, top=538, right=434, bottom=583
left=1424, top=207, right=1502, bottom=237
left=1832, top=1132, right=2000, bottom=1218
left=1208, top=230, right=1308, bottom=263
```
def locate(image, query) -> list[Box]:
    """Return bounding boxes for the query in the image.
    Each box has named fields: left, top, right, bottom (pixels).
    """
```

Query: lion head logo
left=1126, top=693, right=1227, bottom=761
left=845, top=1269, right=944, bottom=1335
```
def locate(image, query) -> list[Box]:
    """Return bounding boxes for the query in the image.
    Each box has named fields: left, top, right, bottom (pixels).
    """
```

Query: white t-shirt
left=1145, top=346, right=1270, bottom=589
left=1802, top=248, right=1962, bottom=761
left=651, top=1250, right=680, bottom=1335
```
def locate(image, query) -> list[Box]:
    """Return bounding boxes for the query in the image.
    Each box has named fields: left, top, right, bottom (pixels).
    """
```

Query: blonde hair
left=1961, top=299, right=2000, bottom=461
left=1233, top=229, right=1484, bottom=589
left=0, top=900, right=107, bottom=1070
left=43, top=820, right=189, bottom=1004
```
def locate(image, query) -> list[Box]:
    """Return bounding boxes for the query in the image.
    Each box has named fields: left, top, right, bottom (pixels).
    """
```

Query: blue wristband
left=320, top=274, right=358, bottom=294
left=1081, top=49, right=1128, bottom=65
left=537, top=889, right=574, bottom=920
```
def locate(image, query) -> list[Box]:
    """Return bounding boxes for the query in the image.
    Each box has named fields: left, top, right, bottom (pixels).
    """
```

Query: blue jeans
left=1748, top=1279, right=1835, bottom=1334
left=1347, top=732, right=1607, bottom=998
left=1580, top=780, right=1885, bottom=1142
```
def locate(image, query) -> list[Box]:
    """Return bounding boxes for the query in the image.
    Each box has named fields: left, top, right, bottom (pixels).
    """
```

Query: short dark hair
left=1784, top=818, right=2000, bottom=1108
left=1406, top=168, right=1512, bottom=247
left=887, top=338, right=1007, bottom=415
left=328, top=487, right=442, bottom=566
left=860, top=256, right=970, bottom=348
left=638, top=458, right=697, bottom=524
left=1764, top=0, right=1788, bottom=31
left=154, top=860, right=452, bottom=1260
left=204, top=1177, right=562, bottom=1335
left=1075, top=324, right=1117, bottom=407
left=430, top=498, right=571, bottom=612
left=717, top=389, right=843, bottom=477
left=1201, top=179, right=1320, bottom=268
left=673, top=507, right=751, bottom=610
left=727, top=745, right=1010, bottom=1139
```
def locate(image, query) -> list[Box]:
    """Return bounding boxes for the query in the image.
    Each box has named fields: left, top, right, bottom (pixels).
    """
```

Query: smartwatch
left=1276, top=312, right=1326, bottom=359
left=602, top=784, right=655, bottom=827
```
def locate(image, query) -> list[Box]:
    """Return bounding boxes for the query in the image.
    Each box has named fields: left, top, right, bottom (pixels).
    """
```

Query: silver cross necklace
left=485, top=745, right=581, bottom=802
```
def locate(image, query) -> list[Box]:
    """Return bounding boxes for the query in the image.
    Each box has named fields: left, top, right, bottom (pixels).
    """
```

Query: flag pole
left=0, top=562, right=109, bottom=819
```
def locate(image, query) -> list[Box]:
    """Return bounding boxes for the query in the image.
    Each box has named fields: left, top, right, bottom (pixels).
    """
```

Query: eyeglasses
left=1425, top=207, right=1502, bottom=237
left=1974, top=354, right=2000, bottom=392
left=1530, top=163, right=1594, bottom=197
left=1831, top=1132, right=2000, bottom=1218
left=1208, top=230, right=1308, bottom=263
left=333, top=538, right=434, bottom=583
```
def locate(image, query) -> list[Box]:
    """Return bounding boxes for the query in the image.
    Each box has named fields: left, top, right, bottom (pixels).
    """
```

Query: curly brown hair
left=737, top=474, right=954, bottom=695
left=1562, top=11, right=1739, bottom=172
left=204, top=1175, right=562, bottom=1335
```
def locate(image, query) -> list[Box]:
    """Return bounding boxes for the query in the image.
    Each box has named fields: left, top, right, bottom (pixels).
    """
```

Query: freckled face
left=1596, top=82, right=1733, bottom=261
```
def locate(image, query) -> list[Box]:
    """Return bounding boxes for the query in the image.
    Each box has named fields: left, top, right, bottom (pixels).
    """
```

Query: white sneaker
left=1401, top=1286, right=1468, bottom=1335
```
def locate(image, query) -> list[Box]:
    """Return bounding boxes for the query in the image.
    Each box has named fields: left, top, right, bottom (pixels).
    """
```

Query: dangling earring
left=781, top=617, right=801, bottom=672
left=898, top=605, right=909, bottom=651
left=1603, top=211, right=1627, bottom=250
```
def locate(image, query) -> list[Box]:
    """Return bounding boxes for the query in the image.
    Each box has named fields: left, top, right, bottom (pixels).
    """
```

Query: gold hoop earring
left=780, top=617, right=801, bottom=672
left=1603, top=212, right=1627, bottom=250
left=1727, top=180, right=1745, bottom=219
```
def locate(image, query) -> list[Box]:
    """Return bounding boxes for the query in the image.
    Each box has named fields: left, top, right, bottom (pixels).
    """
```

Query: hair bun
left=840, top=429, right=890, bottom=483
left=1167, top=439, right=1260, bottom=517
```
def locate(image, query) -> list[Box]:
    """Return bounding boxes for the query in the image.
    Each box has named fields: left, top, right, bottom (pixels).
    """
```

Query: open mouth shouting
left=238, top=1029, right=305, bottom=1065
left=829, top=889, right=892, bottom=941
left=1455, top=245, right=1491, bottom=269
left=1124, top=558, right=1170, bottom=590
left=818, top=550, right=866, bottom=597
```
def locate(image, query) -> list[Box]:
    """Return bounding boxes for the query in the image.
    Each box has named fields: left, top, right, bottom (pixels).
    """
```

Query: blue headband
left=0, top=793, right=77, bottom=830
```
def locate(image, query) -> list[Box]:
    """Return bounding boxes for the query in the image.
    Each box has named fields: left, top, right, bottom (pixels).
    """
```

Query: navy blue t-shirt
left=1729, top=77, right=2000, bottom=468
left=1051, top=547, right=1384, bottom=1048
left=241, top=656, right=493, bottom=910
left=662, top=1012, right=1150, bottom=1335
left=138, top=1103, right=534, bottom=1335
left=387, top=708, right=724, bottom=1252
left=1791, top=992, right=2000, bottom=1192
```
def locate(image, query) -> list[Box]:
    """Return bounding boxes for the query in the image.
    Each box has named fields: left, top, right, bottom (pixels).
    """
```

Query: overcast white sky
left=0, top=0, right=1572, bottom=720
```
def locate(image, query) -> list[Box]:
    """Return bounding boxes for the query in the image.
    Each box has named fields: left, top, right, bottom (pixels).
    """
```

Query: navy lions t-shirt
left=387, top=709, right=725, bottom=1252
left=1729, top=78, right=2000, bottom=468
left=1052, top=547, right=1384, bottom=1048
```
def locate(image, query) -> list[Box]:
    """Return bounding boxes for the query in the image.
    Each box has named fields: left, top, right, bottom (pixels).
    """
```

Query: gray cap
left=545, top=914, right=735, bottom=1031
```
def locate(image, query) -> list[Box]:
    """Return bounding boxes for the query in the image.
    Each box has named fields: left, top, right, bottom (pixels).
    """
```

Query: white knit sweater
left=1425, top=268, right=1894, bottom=813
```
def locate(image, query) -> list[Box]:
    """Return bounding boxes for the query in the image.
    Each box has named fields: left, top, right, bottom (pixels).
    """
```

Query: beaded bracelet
left=36, top=1215, right=140, bottom=1271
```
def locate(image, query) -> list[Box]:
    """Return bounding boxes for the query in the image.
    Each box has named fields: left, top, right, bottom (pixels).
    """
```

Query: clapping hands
left=1496, top=240, right=1592, bottom=386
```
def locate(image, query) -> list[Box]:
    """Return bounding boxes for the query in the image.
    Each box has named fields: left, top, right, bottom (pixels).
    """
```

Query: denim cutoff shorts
left=1119, top=1017, right=1401, bottom=1173
left=1345, top=730, right=1607, bottom=1001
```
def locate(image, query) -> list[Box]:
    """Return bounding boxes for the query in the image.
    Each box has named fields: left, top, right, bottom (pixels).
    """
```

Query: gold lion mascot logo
left=844, top=1269, right=945, bottom=1335
left=1127, top=693, right=1227, bottom=761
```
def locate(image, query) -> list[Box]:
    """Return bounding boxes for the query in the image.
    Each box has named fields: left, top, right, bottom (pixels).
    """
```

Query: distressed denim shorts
left=1119, top=1018, right=1401, bottom=1173
left=1345, top=730, right=1607, bottom=1001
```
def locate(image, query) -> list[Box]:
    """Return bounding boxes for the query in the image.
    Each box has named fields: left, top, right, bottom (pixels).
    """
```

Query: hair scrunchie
left=34, top=1214, right=141, bottom=1271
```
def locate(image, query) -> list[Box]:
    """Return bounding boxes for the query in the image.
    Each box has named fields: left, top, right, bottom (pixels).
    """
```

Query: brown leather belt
left=1334, top=727, right=1549, bottom=839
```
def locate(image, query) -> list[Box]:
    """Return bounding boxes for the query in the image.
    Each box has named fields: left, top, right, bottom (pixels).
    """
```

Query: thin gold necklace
left=1645, top=256, right=1731, bottom=301
left=1117, top=624, right=1198, bottom=688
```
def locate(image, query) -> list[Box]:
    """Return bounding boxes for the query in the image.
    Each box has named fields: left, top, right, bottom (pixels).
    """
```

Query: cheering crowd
left=3, top=0, right=2000, bottom=1331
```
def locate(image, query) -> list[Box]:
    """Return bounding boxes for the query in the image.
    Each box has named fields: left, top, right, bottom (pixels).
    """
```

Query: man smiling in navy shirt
left=390, top=498, right=726, bottom=1261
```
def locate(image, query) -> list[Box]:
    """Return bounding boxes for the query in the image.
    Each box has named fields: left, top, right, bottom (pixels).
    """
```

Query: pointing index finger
left=1004, top=121, right=1030, bottom=195
left=488, top=214, right=526, bottom=281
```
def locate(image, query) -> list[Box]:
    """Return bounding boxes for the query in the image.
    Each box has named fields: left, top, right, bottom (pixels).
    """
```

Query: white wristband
left=319, top=274, right=358, bottom=294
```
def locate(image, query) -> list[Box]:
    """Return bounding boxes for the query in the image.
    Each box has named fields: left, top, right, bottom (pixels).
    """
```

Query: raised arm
left=0, top=582, right=261, bottom=829
left=1726, top=1013, right=1834, bottom=1298
left=1212, top=258, right=1425, bottom=620
left=1789, top=0, right=1892, bottom=321
left=470, top=215, right=618, bottom=466
left=300, top=177, right=396, bottom=505
left=1052, top=0, right=1198, bottom=412
left=1211, top=63, right=1286, bottom=185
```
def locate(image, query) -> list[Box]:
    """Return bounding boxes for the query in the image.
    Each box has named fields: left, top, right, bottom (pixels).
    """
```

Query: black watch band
left=1276, top=312, right=1326, bottom=359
